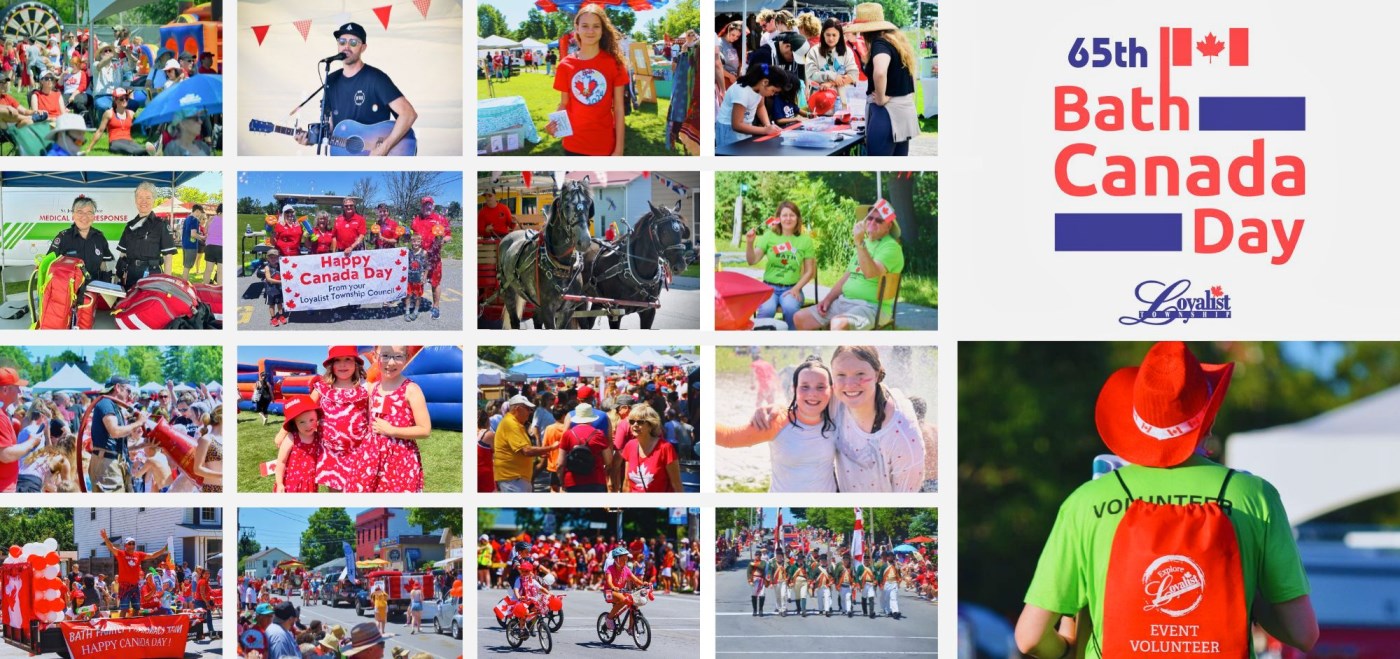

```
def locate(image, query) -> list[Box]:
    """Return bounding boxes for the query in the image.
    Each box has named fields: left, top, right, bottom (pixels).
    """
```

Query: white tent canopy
left=31, top=365, right=100, bottom=393
left=519, top=37, right=548, bottom=54
left=536, top=346, right=605, bottom=376
left=479, top=35, right=521, bottom=49
left=638, top=348, right=678, bottom=366
left=611, top=347, right=650, bottom=366
left=140, top=381, right=163, bottom=393
left=206, top=381, right=223, bottom=391
left=1226, top=384, right=1400, bottom=524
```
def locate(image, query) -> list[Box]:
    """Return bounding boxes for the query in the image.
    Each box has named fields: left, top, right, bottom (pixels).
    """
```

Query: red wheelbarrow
left=716, top=271, right=779, bottom=330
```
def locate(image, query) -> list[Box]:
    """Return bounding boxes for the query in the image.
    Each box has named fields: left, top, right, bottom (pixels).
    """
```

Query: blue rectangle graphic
left=1054, top=213, right=1183, bottom=251
left=1198, top=97, right=1306, bottom=131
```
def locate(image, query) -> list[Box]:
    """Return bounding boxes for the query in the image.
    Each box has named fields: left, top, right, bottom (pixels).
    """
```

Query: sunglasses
left=337, top=38, right=362, bottom=48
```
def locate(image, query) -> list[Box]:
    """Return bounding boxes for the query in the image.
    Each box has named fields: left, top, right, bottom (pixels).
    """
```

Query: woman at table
left=804, top=18, right=858, bottom=99
left=547, top=4, right=629, bottom=156
left=745, top=201, right=815, bottom=329
left=715, top=21, right=742, bottom=108
left=846, top=3, right=918, bottom=156
left=716, top=64, right=788, bottom=147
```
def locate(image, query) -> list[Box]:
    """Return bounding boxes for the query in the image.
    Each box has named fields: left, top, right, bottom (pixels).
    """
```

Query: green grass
left=236, top=411, right=462, bottom=492
left=6, top=92, right=222, bottom=157
left=719, top=475, right=770, bottom=493
left=914, top=85, right=939, bottom=136
left=679, top=262, right=699, bottom=278
left=478, top=72, right=690, bottom=156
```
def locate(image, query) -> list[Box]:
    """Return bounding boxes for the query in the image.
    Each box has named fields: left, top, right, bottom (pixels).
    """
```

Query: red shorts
left=429, top=262, right=442, bottom=288
left=407, top=282, right=424, bottom=297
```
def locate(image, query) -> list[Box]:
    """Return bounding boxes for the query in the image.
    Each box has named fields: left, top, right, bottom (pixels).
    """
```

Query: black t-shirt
left=325, top=64, right=414, bottom=137
left=48, top=225, right=115, bottom=282
left=863, top=38, right=914, bottom=98
left=116, top=213, right=177, bottom=262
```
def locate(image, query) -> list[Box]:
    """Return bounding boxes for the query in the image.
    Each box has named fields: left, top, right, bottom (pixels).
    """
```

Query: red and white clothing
left=411, top=213, right=451, bottom=287
left=359, top=378, right=424, bottom=493
left=312, top=379, right=370, bottom=492
left=553, top=51, right=629, bottom=156
left=272, top=221, right=304, bottom=255
left=113, top=549, right=149, bottom=590
left=282, top=434, right=321, bottom=493
left=622, top=438, right=678, bottom=493
left=333, top=212, right=367, bottom=250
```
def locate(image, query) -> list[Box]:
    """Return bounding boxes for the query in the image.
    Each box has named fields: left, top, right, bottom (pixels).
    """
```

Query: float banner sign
left=59, top=614, right=190, bottom=659
left=282, top=248, right=409, bottom=311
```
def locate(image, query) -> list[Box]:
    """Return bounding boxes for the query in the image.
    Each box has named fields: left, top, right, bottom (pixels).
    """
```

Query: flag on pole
left=343, top=541, right=358, bottom=583
left=852, top=507, right=864, bottom=563
left=776, top=509, right=784, bottom=548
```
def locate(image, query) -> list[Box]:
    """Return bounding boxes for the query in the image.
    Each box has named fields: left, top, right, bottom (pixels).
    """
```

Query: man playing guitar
left=297, top=22, right=417, bottom=156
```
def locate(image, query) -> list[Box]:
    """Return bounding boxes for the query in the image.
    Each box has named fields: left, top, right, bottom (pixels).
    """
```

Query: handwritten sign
left=281, top=248, right=408, bottom=311
left=60, top=614, right=190, bottom=659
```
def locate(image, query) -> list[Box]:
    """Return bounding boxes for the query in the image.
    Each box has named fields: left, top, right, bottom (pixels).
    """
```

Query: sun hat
left=320, top=625, right=348, bottom=652
left=323, top=345, right=364, bottom=369
left=1095, top=341, right=1234, bottom=469
left=281, top=397, right=323, bottom=434
left=342, top=622, right=384, bottom=656
left=255, top=602, right=275, bottom=616
left=163, top=59, right=180, bottom=71
left=845, top=3, right=899, bottom=33
left=571, top=403, right=601, bottom=424
left=111, top=87, right=128, bottom=98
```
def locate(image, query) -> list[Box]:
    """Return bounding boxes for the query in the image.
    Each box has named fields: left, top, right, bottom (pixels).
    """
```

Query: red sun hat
left=1095, top=341, right=1233, bottom=468
left=282, top=397, right=323, bottom=434
left=322, top=345, right=363, bottom=370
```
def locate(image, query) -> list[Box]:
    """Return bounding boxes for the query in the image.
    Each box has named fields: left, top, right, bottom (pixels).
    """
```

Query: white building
left=73, top=507, right=222, bottom=575
left=244, top=547, right=296, bottom=580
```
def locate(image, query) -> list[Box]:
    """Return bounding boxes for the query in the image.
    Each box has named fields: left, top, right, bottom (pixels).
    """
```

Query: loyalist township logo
left=1052, top=27, right=1309, bottom=276
left=571, top=69, right=608, bottom=105
left=1142, top=555, right=1205, bottom=617
left=1120, top=279, right=1231, bottom=325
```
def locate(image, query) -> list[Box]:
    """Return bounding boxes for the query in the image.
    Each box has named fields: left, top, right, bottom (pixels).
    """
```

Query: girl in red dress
left=275, top=346, right=370, bottom=492
left=275, top=398, right=323, bottom=493
left=359, top=345, right=431, bottom=492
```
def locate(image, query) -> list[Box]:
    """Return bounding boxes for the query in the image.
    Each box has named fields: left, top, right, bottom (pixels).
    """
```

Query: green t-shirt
left=788, top=562, right=806, bottom=580
left=754, top=231, right=815, bottom=286
left=841, top=234, right=904, bottom=315
left=1024, top=457, right=1310, bottom=659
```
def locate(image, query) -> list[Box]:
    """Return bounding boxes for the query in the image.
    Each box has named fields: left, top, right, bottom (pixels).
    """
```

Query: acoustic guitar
left=248, top=118, right=418, bottom=156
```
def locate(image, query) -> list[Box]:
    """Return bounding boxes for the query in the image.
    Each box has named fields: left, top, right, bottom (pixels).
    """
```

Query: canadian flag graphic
left=1168, top=27, right=1249, bottom=66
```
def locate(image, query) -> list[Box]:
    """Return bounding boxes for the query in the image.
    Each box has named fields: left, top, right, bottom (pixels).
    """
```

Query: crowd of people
left=480, top=531, right=700, bottom=597
left=718, top=525, right=937, bottom=619
left=478, top=368, right=697, bottom=493
left=0, top=26, right=220, bottom=156
left=0, top=369, right=224, bottom=493
left=715, top=4, right=921, bottom=155
left=67, top=529, right=220, bottom=639
left=718, top=346, right=937, bottom=493
left=49, top=185, right=221, bottom=294
left=263, top=346, right=433, bottom=493
left=237, top=605, right=414, bottom=659
left=256, top=196, right=451, bottom=325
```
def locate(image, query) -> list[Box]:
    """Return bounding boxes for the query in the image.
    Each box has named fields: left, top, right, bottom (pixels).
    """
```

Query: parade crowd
left=479, top=531, right=700, bottom=596
left=478, top=368, right=697, bottom=493
left=0, top=369, right=224, bottom=493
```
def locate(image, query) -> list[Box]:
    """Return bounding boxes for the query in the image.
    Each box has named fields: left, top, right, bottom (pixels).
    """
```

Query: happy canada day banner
left=59, top=615, right=191, bottom=659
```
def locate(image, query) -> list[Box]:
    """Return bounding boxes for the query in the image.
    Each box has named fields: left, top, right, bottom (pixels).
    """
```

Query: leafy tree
left=126, top=346, right=164, bottom=384
left=0, top=347, right=32, bottom=372
left=408, top=509, right=463, bottom=535
left=516, top=7, right=550, bottom=39
left=239, top=532, right=261, bottom=559
left=176, top=186, right=213, bottom=205
left=870, top=0, right=911, bottom=27
left=605, top=8, right=636, bottom=35
left=479, top=4, right=509, bottom=37
left=478, top=346, right=518, bottom=368
left=446, top=201, right=462, bottom=220
left=183, top=346, right=222, bottom=385
left=91, top=348, right=131, bottom=385
left=478, top=509, right=497, bottom=533
left=237, top=196, right=261, bottom=214
left=659, top=0, right=700, bottom=39
left=300, top=508, right=356, bottom=569
left=601, top=346, right=625, bottom=355
left=0, top=508, right=74, bottom=551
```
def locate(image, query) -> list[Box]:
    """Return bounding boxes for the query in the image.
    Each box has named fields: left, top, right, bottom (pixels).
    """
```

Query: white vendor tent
left=638, top=348, right=678, bottom=366
left=31, top=365, right=101, bottom=393
left=536, top=346, right=605, bottom=376
left=1226, top=385, right=1400, bottom=524
left=611, top=347, right=650, bottom=367
left=479, top=35, right=521, bottom=50
left=519, top=37, right=548, bottom=55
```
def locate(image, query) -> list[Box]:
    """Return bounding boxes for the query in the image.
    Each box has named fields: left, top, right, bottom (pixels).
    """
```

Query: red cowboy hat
left=1094, top=341, right=1233, bottom=468
left=282, top=397, right=323, bottom=434
left=322, top=346, right=363, bottom=370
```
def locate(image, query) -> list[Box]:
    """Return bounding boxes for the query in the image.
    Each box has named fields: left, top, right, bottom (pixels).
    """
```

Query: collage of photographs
left=0, top=0, right=938, bottom=658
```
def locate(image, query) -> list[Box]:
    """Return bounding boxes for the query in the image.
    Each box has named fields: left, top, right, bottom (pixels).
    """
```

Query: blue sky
left=238, top=508, right=369, bottom=557
left=236, top=172, right=463, bottom=205
left=491, top=2, right=671, bottom=34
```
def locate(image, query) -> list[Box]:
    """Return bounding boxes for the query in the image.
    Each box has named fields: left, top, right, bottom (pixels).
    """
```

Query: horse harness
left=588, top=212, right=687, bottom=300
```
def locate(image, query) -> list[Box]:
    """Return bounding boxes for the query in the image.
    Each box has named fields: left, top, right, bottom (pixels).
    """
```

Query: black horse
left=579, top=200, right=691, bottom=329
left=495, top=178, right=593, bottom=329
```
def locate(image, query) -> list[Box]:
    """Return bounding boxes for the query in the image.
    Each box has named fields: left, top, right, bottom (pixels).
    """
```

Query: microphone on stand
left=319, top=52, right=348, bottom=64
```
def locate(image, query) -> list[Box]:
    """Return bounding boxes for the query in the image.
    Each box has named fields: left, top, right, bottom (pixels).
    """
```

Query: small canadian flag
left=1169, top=27, right=1249, bottom=66
left=261, top=460, right=278, bottom=477
left=873, top=199, right=896, bottom=221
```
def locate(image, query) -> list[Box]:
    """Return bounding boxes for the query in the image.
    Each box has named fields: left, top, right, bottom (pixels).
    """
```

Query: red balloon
left=7, top=546, right=19, bottom=558
left=512, top=603, right=527, bottom=620
left=45, top=553, right=59, bottom=566
left=26, top=555, right=43, bottom=568
left=548, top=596, right=562, bottom=612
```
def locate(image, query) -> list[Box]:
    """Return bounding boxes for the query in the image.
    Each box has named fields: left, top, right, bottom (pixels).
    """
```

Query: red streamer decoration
left=252, top=25, right=270, bottom=45
left=373, top=5, right=393, bottom=29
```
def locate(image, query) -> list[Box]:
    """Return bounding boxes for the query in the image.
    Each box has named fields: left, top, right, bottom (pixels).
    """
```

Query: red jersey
left=622, top=439, right=677, bottom=493
left=553, top=51, right=629, bottom=156
left=141, top=580, right=158, bottom=609
left=411, top=213, right=451, bottom=247
left=0, top=94, right=17, bottom=109
left=333, top=213, right=367, bottom=249
left=114, top=549, right=148, bottom=588
left=310, top=229, right=335, bottom=254
left=272, top=222, right=303, bottom=256
left=478, top=204, right=514, bottom=237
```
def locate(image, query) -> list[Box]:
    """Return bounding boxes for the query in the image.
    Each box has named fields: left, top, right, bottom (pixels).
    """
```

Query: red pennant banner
left=413, top=0, right=433, bottom=18
left=293, top=19, right=312, bottom=41
left=252, top=25, right=270, bottom=45
left=373, top=5, right=393, bottom=29
left=523, top=172, right=532, bottom=188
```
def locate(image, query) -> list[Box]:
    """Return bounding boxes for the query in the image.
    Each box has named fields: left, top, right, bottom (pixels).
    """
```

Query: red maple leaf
left=1197, top=33, right=1225, bottom=62
left=1210, top=285, right=1224, bottom=297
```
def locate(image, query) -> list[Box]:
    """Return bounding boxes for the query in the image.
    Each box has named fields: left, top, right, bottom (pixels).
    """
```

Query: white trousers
left=839, top=585, right=852, bottom=613
left=884, top=582, right=899, bottom=614
left=818, top=585, right=831, bottom=611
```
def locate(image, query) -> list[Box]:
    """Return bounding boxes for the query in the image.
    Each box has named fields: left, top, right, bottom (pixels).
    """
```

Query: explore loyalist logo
left=1120, top=279, right=1231, bottom=326
left=1142, top=555, right=1206, bottom=617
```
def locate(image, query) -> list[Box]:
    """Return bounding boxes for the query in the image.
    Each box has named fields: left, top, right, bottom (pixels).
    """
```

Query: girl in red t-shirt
left=548, top=4, right=629, bottom=156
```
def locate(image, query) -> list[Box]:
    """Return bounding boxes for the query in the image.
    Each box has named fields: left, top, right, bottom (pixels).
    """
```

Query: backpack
left=112, top=274, right=218, bottom=330
left=1098, top=469, right=1248, bottom=657
left=563, top=426, right=599, bottom=476
left=29, top=254, right=92, bottom=329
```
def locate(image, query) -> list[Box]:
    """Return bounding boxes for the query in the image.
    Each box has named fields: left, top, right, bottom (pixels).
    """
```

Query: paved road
left=715, top=547, right=937, bottom=656
left=476, top=585, right=700, bottom=656
left=237, top=259, right=464, bottom=331
left=497, top=275, right=700, bottom=330
left=297, top=599, right=464, bottom=657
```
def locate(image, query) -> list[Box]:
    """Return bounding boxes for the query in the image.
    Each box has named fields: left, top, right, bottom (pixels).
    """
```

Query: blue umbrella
left=135, top=74, right=223, bottom=126
left=893, top=544, right=917, bottom=554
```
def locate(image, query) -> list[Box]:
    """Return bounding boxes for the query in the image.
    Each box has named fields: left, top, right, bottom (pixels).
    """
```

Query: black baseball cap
left=273, top=601, right=299, bottom=621
left=333, top=22, right=367, bottom=42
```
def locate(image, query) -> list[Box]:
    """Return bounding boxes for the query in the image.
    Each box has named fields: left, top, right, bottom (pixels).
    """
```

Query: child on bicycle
left=603, top=547, right=646, bottom=631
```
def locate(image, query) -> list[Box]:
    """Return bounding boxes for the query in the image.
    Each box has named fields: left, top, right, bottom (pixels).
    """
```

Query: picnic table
left=717, top=129, right=865, bottom=157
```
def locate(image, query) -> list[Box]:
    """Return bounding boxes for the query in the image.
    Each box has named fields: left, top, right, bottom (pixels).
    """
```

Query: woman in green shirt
left=745, top=201, right=816, bottom=330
